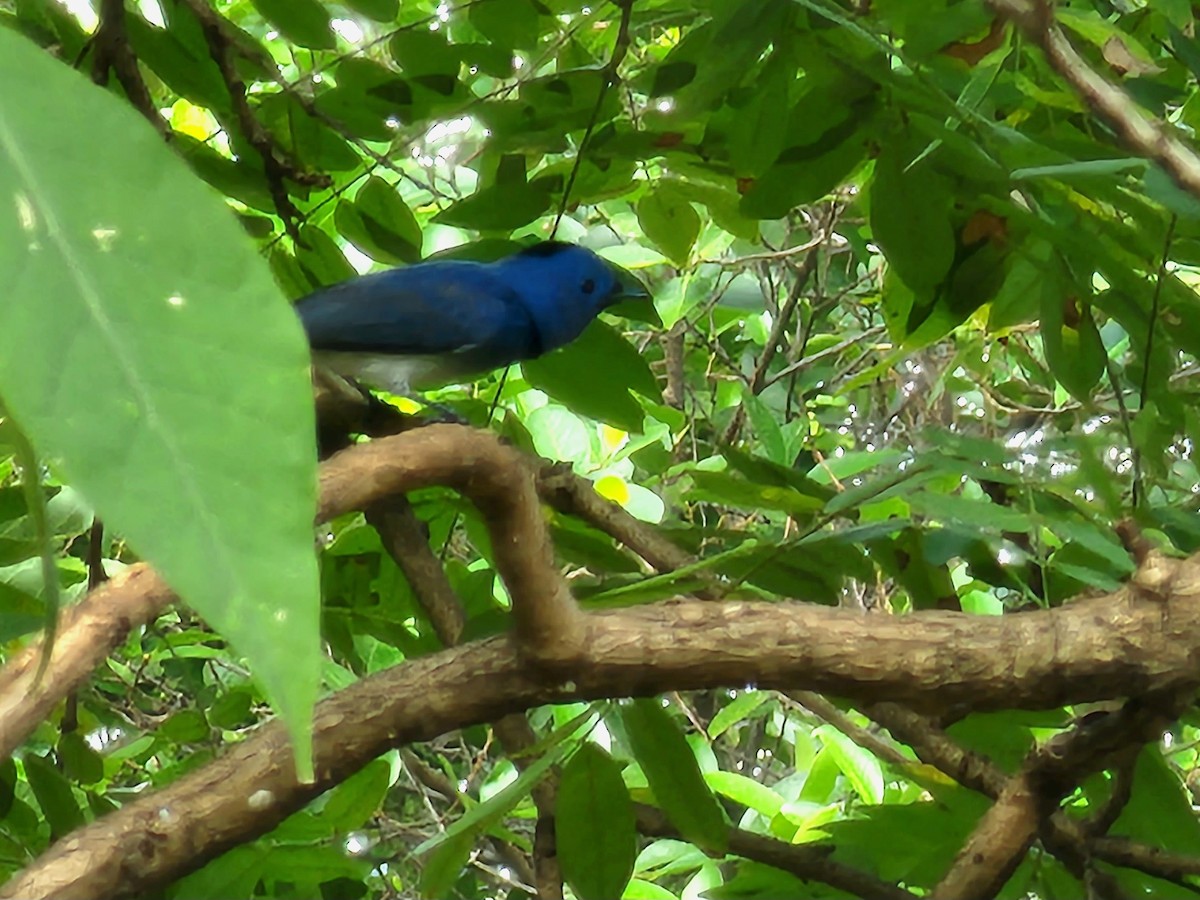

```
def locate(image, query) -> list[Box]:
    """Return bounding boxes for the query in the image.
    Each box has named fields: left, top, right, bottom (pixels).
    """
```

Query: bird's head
left=495, top=242, right=651, bottom=352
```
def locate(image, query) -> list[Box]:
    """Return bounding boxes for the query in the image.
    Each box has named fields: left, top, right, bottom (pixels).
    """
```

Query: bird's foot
left=415, top=403, right=471, bottom=426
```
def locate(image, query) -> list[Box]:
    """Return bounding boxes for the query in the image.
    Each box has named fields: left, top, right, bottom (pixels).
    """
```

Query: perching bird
left=296, top=241, right=650, bottom=395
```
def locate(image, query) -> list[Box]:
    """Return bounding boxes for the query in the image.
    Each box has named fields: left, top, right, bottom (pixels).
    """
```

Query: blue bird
left=296, top=241, right=650, bottom=395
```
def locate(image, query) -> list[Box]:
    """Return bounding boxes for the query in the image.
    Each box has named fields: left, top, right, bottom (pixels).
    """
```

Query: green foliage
left=557, top=743, right=636, bottom=900
left=4, top=0, right=1200, bottom=896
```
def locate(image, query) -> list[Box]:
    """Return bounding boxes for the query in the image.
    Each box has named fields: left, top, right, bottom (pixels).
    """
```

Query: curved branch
left=321, top=426, right=588, bottom=667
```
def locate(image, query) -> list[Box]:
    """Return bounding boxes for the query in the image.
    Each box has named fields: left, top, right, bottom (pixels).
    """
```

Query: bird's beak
left=604, top=262, right=661, bottom=326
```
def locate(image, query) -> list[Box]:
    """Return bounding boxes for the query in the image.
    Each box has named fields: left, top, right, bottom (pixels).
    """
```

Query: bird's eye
left=581, top=278, right=596, bottom=295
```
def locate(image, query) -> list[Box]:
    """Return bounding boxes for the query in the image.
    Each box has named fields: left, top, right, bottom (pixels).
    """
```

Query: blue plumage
left=296, top=241, right=649, bottom=394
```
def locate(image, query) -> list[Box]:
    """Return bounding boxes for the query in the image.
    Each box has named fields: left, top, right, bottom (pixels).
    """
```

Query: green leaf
left=390, top=29, right=460, bottom=77
left=334, top=201, right=403, bottom=265
left=208, top=688, right=255, bottom=729
left=469, top=0, right=540, bottom=51
left=728, top=54, right=791, bottom=177
left=1041, top=296, right=1105, bottom=401
left=23, top=753, right=85, bottom=840
left=57, top=732, right=103, bottom=785
left=159, top=709, right=210, bottom=743
left=419, top=830, right=475, bottom=898
left=349, top=176, right=423, bottom=263
left=523, top=320, right=659, bottom=433
left=620, top=699, right=728, bottom=853
left=637, top=183, right=700, bottom=268
left=173, top=846, right=264, bottom=900
left=0, top=29, right=320, bottom=775
left=343, top=0, right=399, bottom=22
left=708, top=691, right=770, bottom=740
left=414, top=739, right=568, bottom=855
left=433, top=181, right=554, bottom=231
left=526, top=406, right=591, bottom=463
left=1112, top=747, right=1200, bottom=852
left=250, top=0, right=334, bottom=50
left=0, top=579, right=43, bottom=642
left=742, top=392, right=787, bottom=464
left=815, top=725, right=885, bottom=804
left=126, top=14, right=231, bottom=117
left=321, top=759, right=392, bottom=831
left=257, top=93, right=359, bottom=173
left=688, top=471, right=824, bottom=516
left=557, top=744, right=637, bottom=900
left=174, top=134, right=274, bottom=214
left=906, top=491, right=1032, bottom=533
left=296, top=224, right=357, bottom=287
left=740, top=126, right=867, bottom=219
left=870, top=148, right=955, bottom=291
left=706, top=770, right=784, bottom=818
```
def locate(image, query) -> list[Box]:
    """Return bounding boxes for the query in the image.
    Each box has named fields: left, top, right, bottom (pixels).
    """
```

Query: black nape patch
left=516, top=241, right=574, bottom=258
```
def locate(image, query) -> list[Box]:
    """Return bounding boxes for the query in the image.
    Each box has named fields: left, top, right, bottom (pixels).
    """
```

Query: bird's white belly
left=314, top=351, right=450, bottom=395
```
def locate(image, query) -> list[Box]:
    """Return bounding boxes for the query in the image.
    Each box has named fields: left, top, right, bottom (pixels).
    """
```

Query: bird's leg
left=417, top=403, right=470, bottom=426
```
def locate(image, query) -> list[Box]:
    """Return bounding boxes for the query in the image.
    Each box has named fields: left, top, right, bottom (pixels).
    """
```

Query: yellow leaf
left=390, top=396, right=422, bottom=414
left=599, top=424, right=628, bottom=454
left=170, top=100, right=214, bottom=141
left=594, top=474, right=630, bottom=506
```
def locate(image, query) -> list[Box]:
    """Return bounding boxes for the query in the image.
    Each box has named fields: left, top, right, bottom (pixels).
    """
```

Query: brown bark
left=8, top=569, right=1200, bottom=899
left=7, top=425, right=1200, bottom=898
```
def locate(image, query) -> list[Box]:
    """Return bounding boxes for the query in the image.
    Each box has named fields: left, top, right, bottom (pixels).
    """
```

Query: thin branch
left=367, top=498, right=556, bottom=895
left=552, top=0, right=635, bottom=235
left=635, top=804, right=916, bottom=900
left=1091, top=835, right=1200, bottom=885
left=90, top=0, right=167, bottom=136
left=932, top=692, right=1188, bottom=899
left=988, top=0, right=1200, bottom=203
left=179, top=0, right=330, bottom=242
left=721, top=243, right=822, bottom=445
left=367, top=497, right=466, bottom=645
left=785, top=691, right=910, bottom=767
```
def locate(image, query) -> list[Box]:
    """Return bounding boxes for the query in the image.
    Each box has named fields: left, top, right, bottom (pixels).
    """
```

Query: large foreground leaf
left=0, top=29, right=320, bottom=772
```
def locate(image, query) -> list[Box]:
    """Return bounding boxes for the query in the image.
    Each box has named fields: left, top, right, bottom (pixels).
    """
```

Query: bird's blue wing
left=295, top=262, right=532, bottom=359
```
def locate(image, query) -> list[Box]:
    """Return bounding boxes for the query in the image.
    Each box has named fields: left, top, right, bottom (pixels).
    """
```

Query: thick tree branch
left=10, top=572, right=1200, bottom=898
left=932, top=693, right=1188, bottom=899
left=0, top=565, right=174, bottom=760
left=868, top=703, right=1135, bottom=898
left=988, top=0, right=1200, bottom=204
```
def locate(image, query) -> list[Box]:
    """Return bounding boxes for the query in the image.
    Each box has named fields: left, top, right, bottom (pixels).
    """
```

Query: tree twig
left=988, top=0, right=1200, bottom=203
left=178, top=0, right=330, bottom=242
left=90, top=0, right=167, bottom=136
